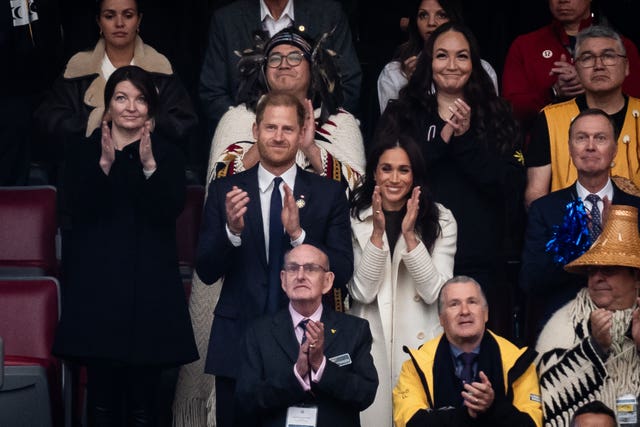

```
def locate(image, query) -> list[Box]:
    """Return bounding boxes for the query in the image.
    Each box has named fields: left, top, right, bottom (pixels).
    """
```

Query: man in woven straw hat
left=535, top=204, right=640, bottom=426
left=521, top=108, right=640, bottom=332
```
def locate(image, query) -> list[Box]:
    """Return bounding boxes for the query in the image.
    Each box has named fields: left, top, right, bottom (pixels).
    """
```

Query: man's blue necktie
left=586, top=194, right=602, bottom=243
left=458, top=352, right=477, bottom=385
left=266, top=177, right=284, bottom=314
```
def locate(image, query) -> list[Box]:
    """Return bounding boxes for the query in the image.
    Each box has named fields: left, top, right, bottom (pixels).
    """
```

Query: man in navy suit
left=235, top=243, right=377, bottom=427
left=198, top=0, right=361, bottom=135
left=196, top=92, right=353, bottom=427
left=520, top=108, right=640, bottom=330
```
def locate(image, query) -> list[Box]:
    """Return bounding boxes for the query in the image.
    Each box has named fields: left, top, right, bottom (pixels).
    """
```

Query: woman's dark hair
left=395, top=0, right=463, bottom=65
left=396, top=22, right=520, bottom=156
left=350, top=132, right=442, bottom=251
left=95, top=0, right=141, bottom=16
left=104, top=65, right=159, bottom=119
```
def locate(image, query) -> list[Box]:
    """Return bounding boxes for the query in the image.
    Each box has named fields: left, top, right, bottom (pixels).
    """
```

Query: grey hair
left=575, top=25, right=626, bottom=59
left=437, top=275, right=487, bottom=314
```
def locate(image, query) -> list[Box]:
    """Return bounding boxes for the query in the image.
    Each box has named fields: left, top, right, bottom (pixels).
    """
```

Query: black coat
left=53, top=131, right=198, bottom=366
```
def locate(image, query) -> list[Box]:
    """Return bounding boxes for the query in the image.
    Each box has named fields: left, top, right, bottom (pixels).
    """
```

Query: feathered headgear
left=234, top=26, right=343, bottom=125
left=235, top=30, right=270, bottom=111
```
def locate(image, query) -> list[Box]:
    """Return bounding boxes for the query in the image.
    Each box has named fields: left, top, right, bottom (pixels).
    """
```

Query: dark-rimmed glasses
left=576, top=52, right=627, bottom=68
left=267, top=51, right=305, bottom=68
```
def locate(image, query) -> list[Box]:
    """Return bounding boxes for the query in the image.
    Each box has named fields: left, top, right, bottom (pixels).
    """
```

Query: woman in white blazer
left=348, top=134, right=457, bottom=426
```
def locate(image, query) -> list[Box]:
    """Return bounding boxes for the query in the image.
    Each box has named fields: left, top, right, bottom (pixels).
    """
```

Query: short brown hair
left=255, top=92, right=305, bottom=127
left=568, top=108, right=619, bottom=141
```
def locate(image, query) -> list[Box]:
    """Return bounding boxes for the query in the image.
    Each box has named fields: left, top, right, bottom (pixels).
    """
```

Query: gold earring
left=611, top=161, right=616, bottom=168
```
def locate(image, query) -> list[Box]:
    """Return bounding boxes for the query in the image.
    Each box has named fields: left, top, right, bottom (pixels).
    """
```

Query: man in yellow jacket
left=393, top=276, right=542, bottom=426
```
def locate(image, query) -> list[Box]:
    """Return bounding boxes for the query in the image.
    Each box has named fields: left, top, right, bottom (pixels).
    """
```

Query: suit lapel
left=292, top=0, right=309, bottom=28
left=321, top=309, right=341, bottom=354
left=244, top=166, right=268, bottom=269
left=272, top=309, right=299, bottom=363
left=241, top=0, right=262, bottom=30
left=294, top=168, right=312, bottom=227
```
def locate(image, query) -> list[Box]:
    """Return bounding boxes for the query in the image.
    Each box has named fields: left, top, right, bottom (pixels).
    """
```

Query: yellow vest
left=544, top=97, right=640, bottom=191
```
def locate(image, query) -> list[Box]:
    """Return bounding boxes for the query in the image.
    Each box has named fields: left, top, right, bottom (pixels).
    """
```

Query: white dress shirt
left=260, top=0, right=294, bottom=36
left=289, top=303, right=326, bottom=389
left=226, top=163, right=306, bottom=255
left=576, top=178, right=613, bottom=215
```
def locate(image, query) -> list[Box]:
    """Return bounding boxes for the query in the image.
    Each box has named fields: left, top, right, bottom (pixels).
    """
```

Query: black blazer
left=235, top=308, right=378, bottom=427
left=520, top=181, right=640, bottom=321
left=196, top=165, right=353, bottom=377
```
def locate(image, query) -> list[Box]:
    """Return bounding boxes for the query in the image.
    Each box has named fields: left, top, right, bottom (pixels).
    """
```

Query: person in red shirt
left=502, top=0, right=640, bottom=134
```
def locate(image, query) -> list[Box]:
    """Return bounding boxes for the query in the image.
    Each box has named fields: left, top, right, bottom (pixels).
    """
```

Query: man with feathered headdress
left=199, top=0, right=361, bottom=137
left=207, top=26, right=365, bottom=191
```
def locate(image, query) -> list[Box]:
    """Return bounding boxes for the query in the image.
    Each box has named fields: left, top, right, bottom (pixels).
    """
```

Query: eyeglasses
left=266, top=51, right=305, bottom=68
left=576, top=52, right=627, bottom=68
left=283, top=263, right=328, bottom=274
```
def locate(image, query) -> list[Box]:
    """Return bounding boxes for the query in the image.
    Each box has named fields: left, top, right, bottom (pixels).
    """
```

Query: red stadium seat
left=0, top=186, right=58, bottom=277
left=0, top=276, right=68, bottom=427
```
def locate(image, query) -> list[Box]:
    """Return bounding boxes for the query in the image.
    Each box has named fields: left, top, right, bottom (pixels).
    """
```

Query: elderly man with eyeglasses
left=234, top=243, right=378, bottom=427
left=525, top=25, right=640, bottom=208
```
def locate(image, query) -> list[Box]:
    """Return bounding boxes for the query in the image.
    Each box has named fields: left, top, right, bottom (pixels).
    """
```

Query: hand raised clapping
left=139, top=121, right=156, bottom=172
left=99, top=121, right=115, bottom=175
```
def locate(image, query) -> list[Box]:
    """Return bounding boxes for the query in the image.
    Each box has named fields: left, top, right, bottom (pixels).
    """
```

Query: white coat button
left=417, top=332, right=425, bottom=340
left=413, top=295, right=421, bottom=302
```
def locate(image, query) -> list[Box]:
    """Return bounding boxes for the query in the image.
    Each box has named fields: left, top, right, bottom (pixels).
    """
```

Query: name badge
left=616, top=394, right=637, bottom=424
left=329, top=353, right=352, bottom=367
left=286, top=405, right=318, bottom=427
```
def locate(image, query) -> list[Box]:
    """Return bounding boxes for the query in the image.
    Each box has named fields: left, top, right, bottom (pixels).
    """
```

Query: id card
left=286, top=405, right=318, bottom=427
left=616, top=394, right=637, bottom=424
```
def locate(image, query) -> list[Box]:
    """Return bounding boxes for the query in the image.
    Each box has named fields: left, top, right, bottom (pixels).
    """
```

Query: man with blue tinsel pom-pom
left=520, top=108, right=640, bottom=332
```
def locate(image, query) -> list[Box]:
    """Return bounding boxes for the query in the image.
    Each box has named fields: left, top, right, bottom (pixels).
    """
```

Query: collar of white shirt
left=260, top=0, right=294, bottom=36
left=576, top=178, right=613, bottom=211
left=258, top=163, right=297, bottom=194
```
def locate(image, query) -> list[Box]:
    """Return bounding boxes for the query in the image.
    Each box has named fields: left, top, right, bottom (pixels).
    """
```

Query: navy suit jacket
left=198, top=0, right=362, bottom=131
left=520, top=181, right=640, bottom=322
left=235, top=308, right=378, bottom=427
left=196, top=165, right=353, bottom=377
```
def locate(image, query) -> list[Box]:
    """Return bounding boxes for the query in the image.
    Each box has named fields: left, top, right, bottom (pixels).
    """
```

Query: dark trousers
left=87, top=363, right=161, bottom=427
left=216, top=376, right=238, bottom=427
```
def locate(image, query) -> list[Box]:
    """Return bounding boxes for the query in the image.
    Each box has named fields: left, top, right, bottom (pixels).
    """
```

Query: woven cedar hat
left=565, top=205, right=640, bottom=274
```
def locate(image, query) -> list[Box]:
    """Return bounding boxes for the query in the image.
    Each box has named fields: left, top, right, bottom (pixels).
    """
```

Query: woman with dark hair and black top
left=36, top=0, right=196, bottom=144
left=53, top=65, right=197, bottom=427
left=377, top=0, right=498, bottom=112
left=348, top=133, right=457, bottom=426
left=379, top=22, right=524, bottom=333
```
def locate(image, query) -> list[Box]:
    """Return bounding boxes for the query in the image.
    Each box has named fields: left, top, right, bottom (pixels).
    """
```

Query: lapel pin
left=296, top=195, right=306, bottom=209
left=331, top=329, right=336, bottom=334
